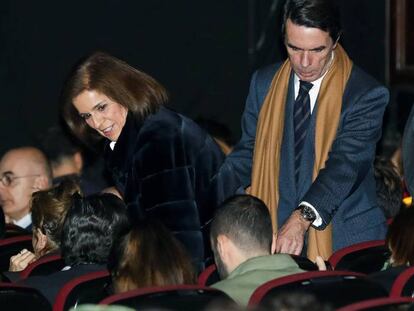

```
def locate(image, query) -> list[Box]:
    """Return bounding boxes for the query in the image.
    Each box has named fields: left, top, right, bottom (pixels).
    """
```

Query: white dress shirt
left=13, top=213, right=32, bottom=229
left=292, top=68, right=331, bottom=227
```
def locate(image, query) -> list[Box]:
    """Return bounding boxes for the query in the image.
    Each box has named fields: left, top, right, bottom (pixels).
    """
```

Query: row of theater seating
left=1, top=269, right=414, bottom=311
left=0, top=235, right=390, bottom=278
left=0, top=235, right=412, bottom=310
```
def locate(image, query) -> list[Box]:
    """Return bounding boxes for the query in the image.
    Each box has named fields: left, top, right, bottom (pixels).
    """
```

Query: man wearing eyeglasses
left=0, top=147, right=52, bottom=230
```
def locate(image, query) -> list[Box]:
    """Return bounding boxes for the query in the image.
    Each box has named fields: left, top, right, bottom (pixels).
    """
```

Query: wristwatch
left=296, top=204, right=317, bottom=222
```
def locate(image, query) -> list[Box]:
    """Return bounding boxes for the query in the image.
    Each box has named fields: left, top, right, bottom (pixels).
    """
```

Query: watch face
left=301, top=205, right=316, bottom=221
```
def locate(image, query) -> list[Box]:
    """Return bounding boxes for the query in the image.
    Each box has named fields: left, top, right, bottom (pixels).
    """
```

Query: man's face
left=285, top=19, right=337, bottom=82
left=0, top=151, right=38, bottom=221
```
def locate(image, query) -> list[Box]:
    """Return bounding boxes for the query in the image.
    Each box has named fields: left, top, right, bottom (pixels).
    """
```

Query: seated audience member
left=369, top=207, right=414, bottom=292
left=267, top=292, right=333, bottom=311
left=210, top=194, right=304, bottom=305
left=39, top=126, right=111, bottom=195
left=109, top=219, right=196, bottom=294
left=374, top=156, right=403, bottom=219
left=19, top=192, right=130, bottom=305
left=7, top=179, right=80, bottom=276
left=0, top=147, right=52, bottom=230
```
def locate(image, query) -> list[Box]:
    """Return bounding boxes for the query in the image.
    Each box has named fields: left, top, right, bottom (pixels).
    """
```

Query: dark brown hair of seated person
left=386, top=206, right=414, bottom=266
left=109, top=219, right=196, bottom=293
left=31, top=179, right=81, bottom=257
left=61, top=51, right=168, bottom=145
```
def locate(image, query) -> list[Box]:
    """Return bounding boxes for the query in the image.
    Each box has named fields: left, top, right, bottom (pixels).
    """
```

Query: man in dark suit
left=226, top=0, right=388, bottom=260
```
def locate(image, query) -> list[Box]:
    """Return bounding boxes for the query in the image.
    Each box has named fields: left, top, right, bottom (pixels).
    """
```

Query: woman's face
left=73, top=90, right=128, bottom=142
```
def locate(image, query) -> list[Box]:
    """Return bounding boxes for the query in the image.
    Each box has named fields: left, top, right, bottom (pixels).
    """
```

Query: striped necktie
left=294, top=80, right=313, bottom=183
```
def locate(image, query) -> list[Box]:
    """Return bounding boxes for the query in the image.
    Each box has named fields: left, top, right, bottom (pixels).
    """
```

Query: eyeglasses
left=0, top=173, right=40, bottom=187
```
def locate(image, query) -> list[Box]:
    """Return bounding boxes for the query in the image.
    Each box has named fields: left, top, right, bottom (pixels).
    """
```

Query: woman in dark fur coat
left=61, top=52, right=239, bottom=270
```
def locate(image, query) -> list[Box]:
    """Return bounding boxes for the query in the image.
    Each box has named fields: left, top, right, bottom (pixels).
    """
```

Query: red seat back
left=198, top=264, right=220, bottom=286
left=336, top=297, right=414, bottom=311
left=248, top=270, right=388, bottom=309
left=0, top=235, right=33, bottom=271
left=100, top=285, right=233, bottom=311
left=0, top=282, right=51, bottom=311
left=20, top=254, right=65, bottom=279
left=53, top=270, right=111, bottom=311
left=328, top=240, right=389, bottom=273
left=390, top=266, right=414, bottom=297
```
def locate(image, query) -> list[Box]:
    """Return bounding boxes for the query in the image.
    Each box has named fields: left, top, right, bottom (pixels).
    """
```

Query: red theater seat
left=100, top=285, right=234, bottom=311
left=390, top=266, right=414, bottom=298
left=248, top=270, right=388, bottom=309
left=328, top=240, right=390, bottom=274
left=53, top=270, right=111, bottom=311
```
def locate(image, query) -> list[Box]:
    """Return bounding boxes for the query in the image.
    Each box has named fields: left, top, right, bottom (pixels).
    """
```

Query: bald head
left=2, top=147, right=53, bottom=183
left=0, top=147, right=52, bottom=222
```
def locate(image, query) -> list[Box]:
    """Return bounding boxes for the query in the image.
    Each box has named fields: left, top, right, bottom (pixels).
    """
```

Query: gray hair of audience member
left=282, top=0, right=342, bottom=42
left=210, top=194, right=273, bottom=257
left=61, top=193, right=130, bottom=266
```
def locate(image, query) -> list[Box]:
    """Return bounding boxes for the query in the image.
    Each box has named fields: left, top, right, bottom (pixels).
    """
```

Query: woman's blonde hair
left=31, top=178, right=81, bottom=256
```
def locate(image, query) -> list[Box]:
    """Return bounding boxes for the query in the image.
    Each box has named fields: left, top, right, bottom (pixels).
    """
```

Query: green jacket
left=212, top=254, right=304, bottom=306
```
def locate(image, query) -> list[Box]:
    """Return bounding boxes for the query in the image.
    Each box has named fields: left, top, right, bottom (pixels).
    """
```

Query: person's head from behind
left=62, top=51, right=168, bottom=143
left=0, top=147, right=52, bottom=223
left=267, top=292, right=334, bottom=311
left=210, top=194, right=275, bottom=279
left=40, top=126, right=84, bottom=178
left=31, top=179, right=81, bottom=258
left=109, top=219, right=196, bottom=293
left=374, top=156, right=403, bottom=219
left=282, top=0, right=341, bottom=82
left=61, top=192, right=129, bottom=266
left=387, top=207, right=414, bottom=267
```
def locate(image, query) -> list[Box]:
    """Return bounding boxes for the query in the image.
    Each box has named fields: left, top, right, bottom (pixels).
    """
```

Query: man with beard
left=210, top=195, right=303, bottom=305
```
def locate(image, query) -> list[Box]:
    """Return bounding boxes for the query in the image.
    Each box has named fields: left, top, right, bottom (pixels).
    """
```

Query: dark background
left=0, top=0, right=390, bottom=155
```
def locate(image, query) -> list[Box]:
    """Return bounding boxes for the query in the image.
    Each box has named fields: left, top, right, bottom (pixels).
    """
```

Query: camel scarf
left=248, top=44, right=352, bottom=261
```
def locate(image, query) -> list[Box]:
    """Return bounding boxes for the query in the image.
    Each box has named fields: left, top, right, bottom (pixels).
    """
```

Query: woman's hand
left=9, top=249, right=36, bottom=272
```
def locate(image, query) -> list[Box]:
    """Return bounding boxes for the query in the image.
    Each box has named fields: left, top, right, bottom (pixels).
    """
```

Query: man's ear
left=271, top=233, right=277, bottom=254
left=34, top=228, right=48, bottom=252
left=217, top=234, right=230, bottom=260
left=33, top=175, right=49, bottom=191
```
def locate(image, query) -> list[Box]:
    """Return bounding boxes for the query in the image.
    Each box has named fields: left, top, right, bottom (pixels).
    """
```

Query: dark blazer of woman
left=105, top=106, right=239, bottom=269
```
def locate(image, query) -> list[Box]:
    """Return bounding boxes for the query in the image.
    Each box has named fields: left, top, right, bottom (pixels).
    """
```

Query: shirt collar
left=13, top=212, right=32, bottom=229
left=293, top=52, right=334, bottom=113
left=109, top=141, right=116, bottom=150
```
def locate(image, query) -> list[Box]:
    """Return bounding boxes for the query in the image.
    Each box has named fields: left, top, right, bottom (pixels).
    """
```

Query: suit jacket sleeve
left=302, top=84, right=389, bottom=229
left=225, top=67, right=277, bottom=188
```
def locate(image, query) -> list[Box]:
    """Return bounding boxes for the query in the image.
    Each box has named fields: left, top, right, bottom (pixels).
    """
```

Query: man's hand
left=315, top=255, right=327, bottom=271
left=9, top=249, right=36, bottom=272
left=275, top=210, right=312, bottom=255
